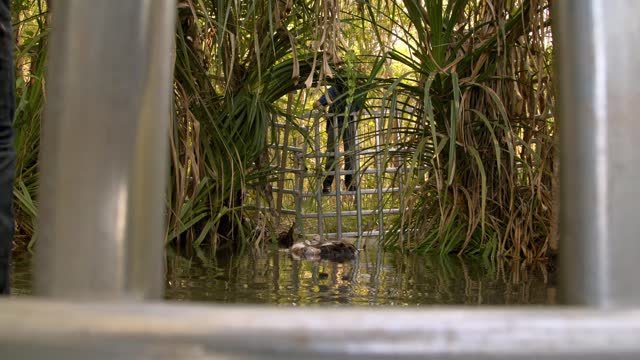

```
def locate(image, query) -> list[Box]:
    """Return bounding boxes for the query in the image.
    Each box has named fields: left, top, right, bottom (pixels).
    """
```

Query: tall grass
left=11, top=0, right=48, bottom=247
left=363, top=0, right=555, bottom=259
left=168, top=0, right=337, bottom=250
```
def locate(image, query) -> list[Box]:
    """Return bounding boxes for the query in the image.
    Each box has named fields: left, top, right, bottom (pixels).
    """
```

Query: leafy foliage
left=10, top=0, right=556, bottom=259
left=370, top=0, right=555, bottom=259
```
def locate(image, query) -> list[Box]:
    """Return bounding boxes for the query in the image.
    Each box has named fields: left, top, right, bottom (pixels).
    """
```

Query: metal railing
left=1, top=0, right=640, bottom=358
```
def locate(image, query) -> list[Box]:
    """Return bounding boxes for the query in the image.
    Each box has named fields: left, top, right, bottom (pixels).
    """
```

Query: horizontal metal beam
left=295, top=168, right=421, bottom=177
left=307, top=151, right=419, bottom=161
left=1, top=299, right=639, bottom=359
left=269, top=166, right=305, bottom=173
left=300, top=187, right=421, bottom=197
left=323, top=230, right=380, bottom=238
left=267, top=144, right=305, bottom=152
left=357, top=149, right=418, bottom=156
left=270, top=187, right=300, bottom=195
left=263, top=186, right=421, bottom=197
left=302, top=208, right=401, bottom=218
left=251, top=207, right=401, bottom=218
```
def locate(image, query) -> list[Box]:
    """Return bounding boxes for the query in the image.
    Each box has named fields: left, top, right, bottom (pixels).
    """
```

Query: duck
left=289, top=237, right=358, bottom=262
left=276, top=224, right=296, bottom=248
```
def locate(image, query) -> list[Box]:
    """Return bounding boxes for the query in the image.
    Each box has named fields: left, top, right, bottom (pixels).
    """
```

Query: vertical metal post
left=36, top=0, right=176, bottom=300
left=556, top=0, right=640, bottom=306
left=397, top=112, right=405, bottom=243
left=295, top=127, right=308, bottom=235
left=334, top=116, right=342, bottom=239
left=375, top=116, right=384, bottom=240
left=314, top=114, right=324, bottom=240
left=354, top=117, right=363, bottom=249
left=398, top=167, right=405, bottom=244
left=277, top=115, right=290, bottom=217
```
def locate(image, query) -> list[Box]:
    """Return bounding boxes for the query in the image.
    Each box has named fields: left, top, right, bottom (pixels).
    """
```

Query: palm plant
left=11, top=0, right=48, bottom=246
left=365, top=0, right=555, bottom=259
left=168, top=0, right=343, bottom=250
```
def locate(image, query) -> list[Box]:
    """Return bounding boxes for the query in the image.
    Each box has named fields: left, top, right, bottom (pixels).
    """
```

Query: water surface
left=11, top=246, right=556, bottom=305
left=164, top=246, right=557, bottom=305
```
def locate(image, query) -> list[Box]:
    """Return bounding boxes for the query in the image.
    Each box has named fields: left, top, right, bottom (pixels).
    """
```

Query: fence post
left=296, top=127, right=308, bottom=235
left=375, top=116, right=385, bottom=241
left=334, top=116, right=342, bottom=239
left=314, top=113, right=325, bottom=240
left=354, top=118, right=363, bottom=248
left=556, top=0, right=640, bottom=306
left=36, top=0, right=176, bottom=300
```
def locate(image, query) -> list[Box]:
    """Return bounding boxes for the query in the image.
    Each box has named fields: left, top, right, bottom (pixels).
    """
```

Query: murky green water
left=164, top=246, right=557, bottom=305
left=11, top=247, right=557, bottom=305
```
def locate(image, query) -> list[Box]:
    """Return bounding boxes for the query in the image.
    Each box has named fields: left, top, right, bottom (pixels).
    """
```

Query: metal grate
left=255, top=111, right=424, bottom=247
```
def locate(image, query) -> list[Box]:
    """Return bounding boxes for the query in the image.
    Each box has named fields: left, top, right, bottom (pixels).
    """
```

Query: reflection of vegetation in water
left=165, top=246, right=556, bottom=305
left=8, top=245, right=555, bottom=304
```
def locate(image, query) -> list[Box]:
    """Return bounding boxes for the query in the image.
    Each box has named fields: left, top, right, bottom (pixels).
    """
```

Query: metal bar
left=252, top=207, right=401, bottom=218
left=305, top=149, right=421, bottom=167
left=270, top=166, right=305, bottom=173
left=354, top=119, right=363, bottom=248
left=36, top=0, right=175, bottom=300
left=356, top=167, right=424, bottom=175
left=300, top=187, right=421, bottom=197
left=296, top=127, right=308, bottom=235
left=299, top=110, right=394, bottom=119
left=300, top=110, right=362, bottom=118
left=250, top=207, right=297, bottom=215
left=556, top=0, right=640, bottom=306
left=271, top=118, right=281, bottom=177
left=314, top=114, right=324, bottom=240
left=334, top=116, right=342, bottom=239
left=267, top=144, right=304, bottom=152
left=296, top=230, right=400, bottom=239
left=2, top=299, right=640, bottom=360
left=375, top=116, right=384, bottom=240
left=301, top=208, right=401, bottom=218
left=357, top=149, right=417, bottom=156
left=396, top=113, right=406, bottom=245
left=398, top=165, right=405, bottom=244
left=323, top=231, right=380, bottom=238
left=276, top=114, right=291, bottom=217
left=270, top=187, right=299, bottom=195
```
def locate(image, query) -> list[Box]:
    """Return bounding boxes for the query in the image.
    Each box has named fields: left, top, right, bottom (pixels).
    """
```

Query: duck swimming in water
left=276, top=224, right=296, bottom=248
left=289, top=237, right=358, bottom=262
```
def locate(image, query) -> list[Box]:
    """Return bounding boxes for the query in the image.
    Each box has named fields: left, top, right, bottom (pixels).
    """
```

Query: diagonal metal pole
left=36, top=0, right=176, bottom=300
left=556, top=0, right=640, bottom=306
